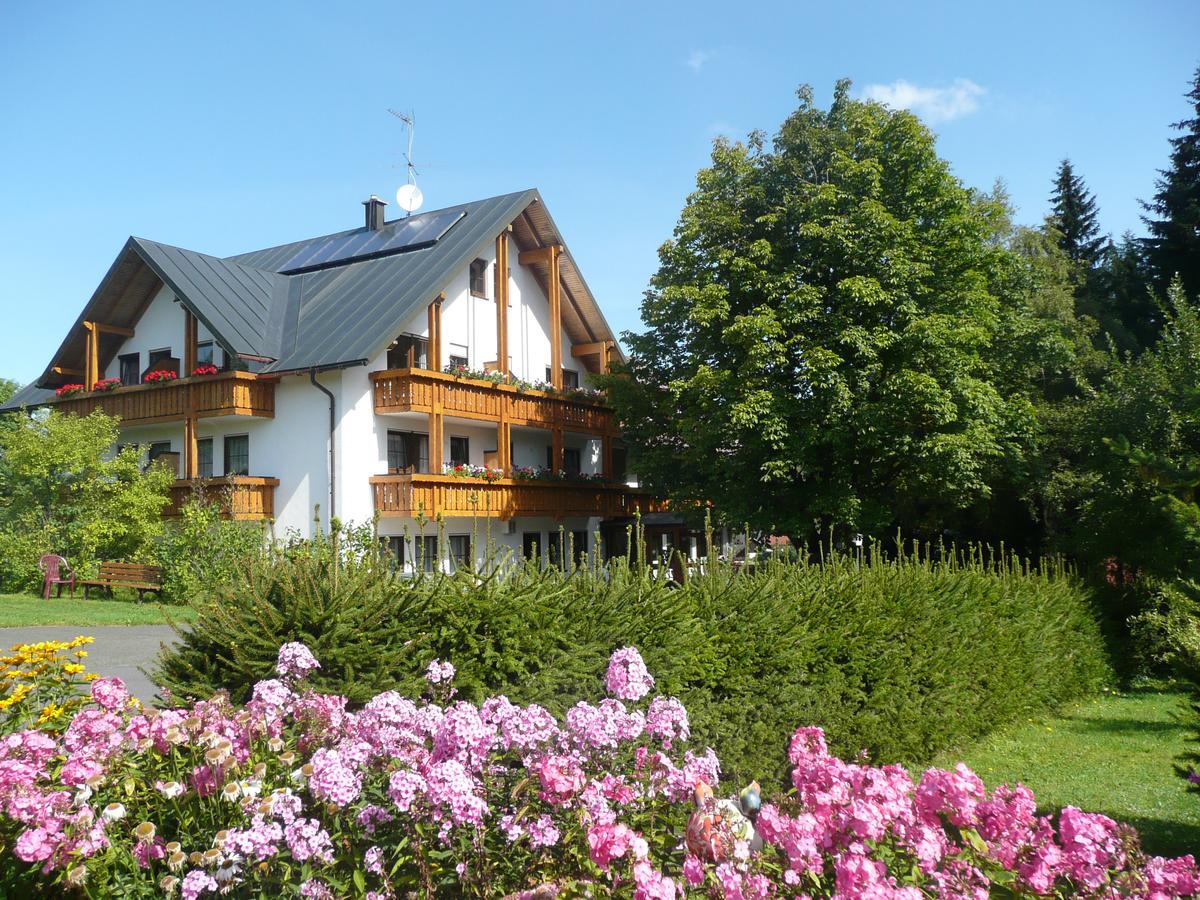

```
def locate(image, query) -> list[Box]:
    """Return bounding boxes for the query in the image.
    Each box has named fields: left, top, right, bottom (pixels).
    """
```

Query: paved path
left=0, top=625, right=178, bottom=704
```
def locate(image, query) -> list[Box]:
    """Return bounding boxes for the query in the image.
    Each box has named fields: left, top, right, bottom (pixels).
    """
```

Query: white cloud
left=861, top=78, right=985, bottom=123
left=686, top=50, right=712, bottom=72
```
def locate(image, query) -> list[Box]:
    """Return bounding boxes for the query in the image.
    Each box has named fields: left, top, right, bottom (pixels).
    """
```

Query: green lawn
left=0, top=592, right=195, bottom=627
left=936, top=685, right=1200, bottom=858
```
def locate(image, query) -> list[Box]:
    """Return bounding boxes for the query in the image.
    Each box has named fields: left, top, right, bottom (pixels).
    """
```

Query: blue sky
left=1, top=0, right=1197, bottom=385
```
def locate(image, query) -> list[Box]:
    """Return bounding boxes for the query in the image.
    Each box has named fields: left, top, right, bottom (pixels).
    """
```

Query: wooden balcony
left=50, top=372, right=275, bottom=426
left=371, top=369, right=614, bottom=434
left=165, top=476, right=279, bottom=520
left=369, top=473, right=660, bottom=520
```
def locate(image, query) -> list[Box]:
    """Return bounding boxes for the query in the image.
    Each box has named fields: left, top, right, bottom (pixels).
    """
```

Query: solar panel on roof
left=279, top=209, right=466, bottom=274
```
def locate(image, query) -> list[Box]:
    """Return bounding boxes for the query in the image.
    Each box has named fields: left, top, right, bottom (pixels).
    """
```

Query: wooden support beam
left=426, top=294, right=444, bottom=372
left=551, top=427, right=564, bottom=472
left=82, top=322, right=99, bottom=390
left=495, top=230, right=509, bottom=377
left=51, top=366, right=83, bottom=376
left=602, top=340, right=615, bottom=374
left=602, top=435, right=613, bottom=481
left=183, top=414, right=199, bottom=479
left=517, top=245, right=560, bottom=266
left=547, top=246, right=563, bottom=390
left=183, top=308, right=198, bottom=375
left=570, top=342, right=606, bottom=358
left=93, top=323, right=135, bottom=337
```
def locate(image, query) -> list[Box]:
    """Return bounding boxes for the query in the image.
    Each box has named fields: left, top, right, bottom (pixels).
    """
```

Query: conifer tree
left=1049, top=159, right=1105, bottom=265
left=1143, top=66, right=1200, bottom=299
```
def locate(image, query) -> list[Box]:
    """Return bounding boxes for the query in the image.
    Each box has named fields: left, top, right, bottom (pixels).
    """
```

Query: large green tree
left=606, top=82, right=1035, bottom=539
left=0, top=409, right=173, bottom=590
left=1049, top=159, right=1105, bottom=266
left=1144, top=67, right=1200, bottom=301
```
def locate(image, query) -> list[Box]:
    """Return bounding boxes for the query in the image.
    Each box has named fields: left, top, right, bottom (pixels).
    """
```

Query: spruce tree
left=1050, top=159, right=1105, bottom=265
left=1143, top=66, right=1200, bottom=299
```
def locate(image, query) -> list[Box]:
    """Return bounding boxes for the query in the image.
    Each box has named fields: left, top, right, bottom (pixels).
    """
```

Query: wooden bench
left=79, top=562, right=164, bottom=602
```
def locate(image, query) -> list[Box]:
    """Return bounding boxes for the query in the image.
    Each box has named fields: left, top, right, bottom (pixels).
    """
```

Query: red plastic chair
left=39, top=555, right=75, bottom=599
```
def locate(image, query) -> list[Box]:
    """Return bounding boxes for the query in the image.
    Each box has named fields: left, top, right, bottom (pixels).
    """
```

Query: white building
left=4, top=190, right=692, bottom=570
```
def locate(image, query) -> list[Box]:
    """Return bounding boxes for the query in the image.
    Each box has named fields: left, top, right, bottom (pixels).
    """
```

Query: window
left=563, top=448, right=581, bottom=476
left=448, top=343, right=469, bottom=370
left=572, top=530, right=589, bottom=568
left=197, top=438, right=213, bottom=479
left=545, top=366, right=553, bottom=384
left=388, top=431, right=429, bottom=473
left=148, top=348, right=173, bottom=373
left=450, top=436, right=470, bottom=466
left=148, top=441, right=172, bottom=464
left=382, top=536, right=405, bottom=570
left=469, top=259, right=488, bottom=297
left=562, top=370, right=579, bottom=389
left=224, top=434, right=249, bottom=476
left=119, top=353, right=140, bottom=386
left=387, top=334, right=428, bottom=370
left=448, top=534, right=471, bottom=571
left=548, top=531, right=563, bottom=569
left=611, top=446, right=628, bottom=483
left=417, top=535, right=439, bottom=573
left=196, top=341, right=215, bottom=368
left=522, top=532, right=542, bottom=563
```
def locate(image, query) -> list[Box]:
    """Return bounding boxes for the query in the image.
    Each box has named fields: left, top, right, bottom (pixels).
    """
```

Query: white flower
left=157, top=781, right=185, bottom=799
left=220, top=783, right=241, bottom=802
left=102, top=802, right=126, bottom=822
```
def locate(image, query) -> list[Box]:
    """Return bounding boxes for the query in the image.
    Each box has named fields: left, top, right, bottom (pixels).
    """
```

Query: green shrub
left=154, top=497, right=269, bottom=603
left=154, top=529, right=1112, bottom=784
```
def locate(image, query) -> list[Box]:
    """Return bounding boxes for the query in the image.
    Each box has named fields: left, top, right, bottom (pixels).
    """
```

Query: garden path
left=0, top=625, right=177, bottom=704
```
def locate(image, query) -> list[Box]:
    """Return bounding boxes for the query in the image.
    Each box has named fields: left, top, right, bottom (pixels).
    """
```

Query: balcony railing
left=369, top=473, right=660, bottom=520
left=371, top=369, right=614, bottom=434
left=165, top=476, right=279, bottom=520
left=50, top=372, right=275, bottom=426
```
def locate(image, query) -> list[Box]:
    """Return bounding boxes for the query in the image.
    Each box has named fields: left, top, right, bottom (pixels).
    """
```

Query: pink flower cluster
left=604, top=646, right=655, bottom=701
left=0, top=641, right=1194, bottom=899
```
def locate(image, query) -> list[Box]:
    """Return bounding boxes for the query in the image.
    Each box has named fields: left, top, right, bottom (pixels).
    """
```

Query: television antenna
left=387, top=108, right=423, bottom=215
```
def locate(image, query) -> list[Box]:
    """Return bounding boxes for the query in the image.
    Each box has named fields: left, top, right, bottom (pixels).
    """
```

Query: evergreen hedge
left=153, top=525, right=1112, bottom=784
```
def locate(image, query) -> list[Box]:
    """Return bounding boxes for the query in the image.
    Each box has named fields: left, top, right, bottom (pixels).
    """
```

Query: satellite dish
left=396, top=183, right=424, bottom=214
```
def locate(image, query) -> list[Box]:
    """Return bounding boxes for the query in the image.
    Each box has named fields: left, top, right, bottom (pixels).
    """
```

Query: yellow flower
left=62, top=663, right=85, bottom=675
left=75, top=650, right=88, bottom=658
left=38, top=704, right=64, bottom=723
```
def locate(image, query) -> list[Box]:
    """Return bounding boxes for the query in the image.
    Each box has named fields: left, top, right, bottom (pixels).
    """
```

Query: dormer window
left=469, top=259, right=488, bottom=298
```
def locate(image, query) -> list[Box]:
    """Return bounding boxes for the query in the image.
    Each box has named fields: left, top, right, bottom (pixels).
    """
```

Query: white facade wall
left=100, top=237, right=612, bottom=549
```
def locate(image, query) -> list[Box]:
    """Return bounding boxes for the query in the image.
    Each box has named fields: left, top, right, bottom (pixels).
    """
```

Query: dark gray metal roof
left=131, top=238, right=287, bottom=358
left=3, top=189, right=617, bottom=412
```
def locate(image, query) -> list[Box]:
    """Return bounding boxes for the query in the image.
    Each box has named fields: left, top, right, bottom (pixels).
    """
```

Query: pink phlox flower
left=251, top=678, right=296, bottom=711
left=432, top=701, right=495, bottom=767
left=1145, top=854, right=1200, bottom=899
left=307, top=747, right=363, bottom=807
left=915, top=764, right=987, bottom=830
left=425, top=658, right=455, bottom=684
left=424, top=759, right=487, bottom=827
left=364, top=844, right=385, bottom=875
left=300, top=878, right=333, bottom=899
left=388, top=768, right=427, bottom=814
left=605, top=647, right=655, bottom=701
left=682, top=854, right=706, bottom=886
left=536, top=754, right=586, bottom=805
left=633, top=858, right=678, bottom=900
left=587, top=821, right=643, bottom=869
left=356, top=804, right=395, bottom=834
left=181, top=869, right=219, bottom=900
left=276, top=642, right=320, bottom=681
left=284, top=817, right=334, bottom=864
left=1058, top=806, right=1127, bottom=890
left=645, top=696, right=690, bottom=749
left=134, top=836, right=166, bottom=868
left=89, top=676, right=130, bottom=712
left=224, top=819, right=283, bottom=862
left=528, top=814, right=561, bottom=848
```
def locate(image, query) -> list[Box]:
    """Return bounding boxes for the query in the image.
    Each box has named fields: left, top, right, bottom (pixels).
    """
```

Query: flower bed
left=0, top=643, right=1195, bottom=897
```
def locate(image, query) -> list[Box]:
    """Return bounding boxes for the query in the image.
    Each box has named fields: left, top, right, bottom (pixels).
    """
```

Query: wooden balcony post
left=183, top=413, right=199, bottom=479
left=82, top=321, right=99, bottom=390
left=427, top=293, right=444, bottom=372
left=183, top=308, right=198, bottom=375
left=548, top=246, right=563, bottom=390
left=497, top=402, right=511, bottom=472
left=429, top=381, right=444, bottom=473
left=601, top=435, right=613, bottom=480
left=495, top=229, right=510, bottom=377
left=552, top=427, right=564, bottom=472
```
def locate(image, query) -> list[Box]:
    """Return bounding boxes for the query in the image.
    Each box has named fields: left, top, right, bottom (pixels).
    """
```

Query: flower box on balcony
left=191, top=364, right=219, bottom=377
left=443, top=462, right=504, bottom=482
left=93, top=378, right=121, bottom=393
left=144, top=370, right=178, bottom=385
left=54, top=383, right=85, bottom=398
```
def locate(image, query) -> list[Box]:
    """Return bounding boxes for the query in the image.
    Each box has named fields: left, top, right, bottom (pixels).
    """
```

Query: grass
left=0, top=592, right=195, bottom=627
left=936, top=684, right=1200, bottom=858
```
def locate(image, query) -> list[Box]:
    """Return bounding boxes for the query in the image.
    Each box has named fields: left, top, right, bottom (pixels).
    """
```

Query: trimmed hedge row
left=154, top=530, right=1112, bottom=785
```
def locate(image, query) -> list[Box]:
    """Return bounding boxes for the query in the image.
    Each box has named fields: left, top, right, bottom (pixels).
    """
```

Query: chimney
left=363, top=195, right=387, bottom=231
